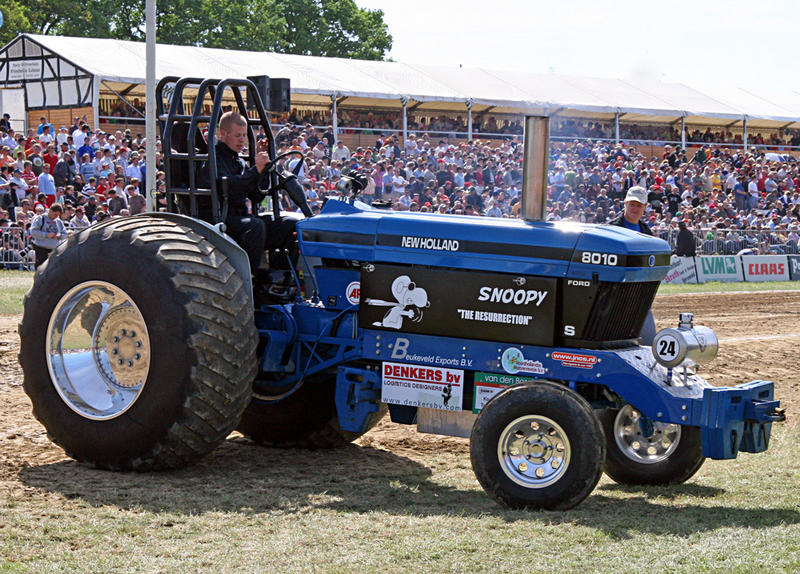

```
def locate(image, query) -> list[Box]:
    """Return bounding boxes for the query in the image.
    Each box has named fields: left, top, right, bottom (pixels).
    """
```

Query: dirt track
left=1, top=291, right=798, bottom=480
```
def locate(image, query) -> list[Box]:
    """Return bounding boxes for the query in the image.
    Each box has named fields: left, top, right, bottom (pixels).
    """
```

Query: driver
left=201, top=111, right=298, bottom=274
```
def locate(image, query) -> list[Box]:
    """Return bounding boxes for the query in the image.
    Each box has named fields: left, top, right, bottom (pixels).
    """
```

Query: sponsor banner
left=345, top=281, right=360, bottom=305
left=551, top=351, right=598, bottom=369
left=789, top=256, right=800, bottom=281
left=662, top=256, right=698, bottom=284
left=696, top=255, right=744, bottom=283
left=472, top=372, right=536, bottom=413
left=360, top=264, right=557, bottom=346
left=500, top=347, right=547, bottom=375
left=381, top=362, right=464, bottom=412
left=742, top=255, right=789, bottom=282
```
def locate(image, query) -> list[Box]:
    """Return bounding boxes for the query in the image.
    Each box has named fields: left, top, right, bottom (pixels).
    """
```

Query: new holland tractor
left=18, top=77, right=785, bottom=510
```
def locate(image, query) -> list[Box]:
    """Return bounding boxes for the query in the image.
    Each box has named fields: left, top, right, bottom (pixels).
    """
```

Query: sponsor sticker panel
left=360, top=264, right=557, bottom=346
left=381, top=362, right=464, bottom=412
left=500, top=347, right=547, bottom=375
left=472, top=372, right=536, bottom=413
left=551, top=351, right=597, bottom=369
left=345, top=281, right=360, bottom=305
left=741, top=255, right=789, bottom=282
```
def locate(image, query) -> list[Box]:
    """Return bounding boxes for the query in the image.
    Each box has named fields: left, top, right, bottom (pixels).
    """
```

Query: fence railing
left=0, top=228, right=34, bottom=270
left=654, top=228, right=799, bottom=255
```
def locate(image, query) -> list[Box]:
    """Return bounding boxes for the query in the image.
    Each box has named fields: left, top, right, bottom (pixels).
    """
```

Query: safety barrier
left=662, top=254, right=800, bottom=284
left=655, top=228, right=799, bottom=257
left=0, top=227, right=35, bottom=270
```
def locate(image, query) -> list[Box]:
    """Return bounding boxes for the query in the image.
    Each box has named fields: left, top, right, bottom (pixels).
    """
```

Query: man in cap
left=609, top=185, right=653, bottom=235
left=607, top=184, right=657, bottom=343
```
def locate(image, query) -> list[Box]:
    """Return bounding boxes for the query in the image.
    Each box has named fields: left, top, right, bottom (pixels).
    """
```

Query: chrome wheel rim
left=46, top=281, right=151, bottom=420
left=497, top=415, right=570, bottom=488
left=613, top=404, right=681, bottom=464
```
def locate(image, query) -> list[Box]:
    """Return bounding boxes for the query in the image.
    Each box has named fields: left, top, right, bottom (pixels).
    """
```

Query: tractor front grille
left=582, top=281, right=659, bottom=343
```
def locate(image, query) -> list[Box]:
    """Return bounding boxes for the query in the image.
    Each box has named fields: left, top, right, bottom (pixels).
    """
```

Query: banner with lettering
left=662, top=256, right=698, bottom=284
left=695, top=255, right=744, bottom=283
left=741, top=255, right=790, bottom=282
left=788, top=256, right=800, bottom=281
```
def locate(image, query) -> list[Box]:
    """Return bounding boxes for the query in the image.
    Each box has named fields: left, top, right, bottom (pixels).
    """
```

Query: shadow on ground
left=17, top=435, right=800, bottom=536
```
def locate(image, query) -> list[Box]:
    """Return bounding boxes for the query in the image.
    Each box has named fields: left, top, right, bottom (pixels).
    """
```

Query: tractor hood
left=298, top=199, right=671, bottom=282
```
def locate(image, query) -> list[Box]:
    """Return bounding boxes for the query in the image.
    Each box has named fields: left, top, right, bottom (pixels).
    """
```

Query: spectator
left=331, top=140, right=351, bottom=162
left=675, top=220, right=697, bottom=256
left=30, top=202, right=68, bottom=267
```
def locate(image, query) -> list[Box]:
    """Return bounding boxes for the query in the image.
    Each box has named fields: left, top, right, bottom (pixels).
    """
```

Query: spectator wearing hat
left=0, top=113, right=10, bottom=133
left=609, top=186, right=653, bottom=235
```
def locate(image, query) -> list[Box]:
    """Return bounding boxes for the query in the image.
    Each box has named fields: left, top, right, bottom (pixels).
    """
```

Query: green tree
left=4, top=0, right=392, bottom=61
left=0, top=2, right=32, bottom=46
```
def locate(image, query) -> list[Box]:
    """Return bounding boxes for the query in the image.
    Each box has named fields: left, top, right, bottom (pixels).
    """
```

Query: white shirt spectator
left=72, top=128, right=86, bottom=148
left=69, top=213, right=91, bottom=229
left=392, top=174, right=408, bottom=195
left=331, top=142, right=351, bottom=162
left=125, top=162, right=143, bottom=180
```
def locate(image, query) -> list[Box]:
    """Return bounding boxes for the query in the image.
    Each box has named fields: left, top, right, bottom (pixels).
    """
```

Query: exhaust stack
left=520, top=116, right=550, bottom=221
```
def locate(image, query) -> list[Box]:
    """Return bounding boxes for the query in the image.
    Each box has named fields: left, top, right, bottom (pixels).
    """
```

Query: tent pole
left=681, top=116, right=686, bottom=150
left=614, top=112, right=619, bottom=145
left=401, top=96, right=408, bottom=143
left=145, top=0, right=157, bottom=212
left=92, top=75, right=100, bottom=130
left=331, top=94, right=338, bottom=145
left=742, top=117, right=748, bottom=153
left=467, top=99, right=473, bottom=141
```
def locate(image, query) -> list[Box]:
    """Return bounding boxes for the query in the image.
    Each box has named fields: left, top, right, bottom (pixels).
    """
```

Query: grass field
left=0, top=271, right=32, bottom=315
left=1, top=425, right=798, bottom=572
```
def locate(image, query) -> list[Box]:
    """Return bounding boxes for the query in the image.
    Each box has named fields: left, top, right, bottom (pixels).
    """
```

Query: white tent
left=3, top=33, right=800, bottom=136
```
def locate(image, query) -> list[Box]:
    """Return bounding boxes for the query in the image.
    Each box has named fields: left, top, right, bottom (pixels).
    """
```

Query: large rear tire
left=470, top=382, right=605, bottom=510
left=600, top=404, right=704, bottom=485
left=19, top=216, right=258, bottom=470
left=237, top=376, right=386, bottom=448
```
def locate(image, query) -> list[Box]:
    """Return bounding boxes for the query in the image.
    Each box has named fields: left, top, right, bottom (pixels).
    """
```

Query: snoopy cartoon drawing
left=364, top=275, right=430, bottom=329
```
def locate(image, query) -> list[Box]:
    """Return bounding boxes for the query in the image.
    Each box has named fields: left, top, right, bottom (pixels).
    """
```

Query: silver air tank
left=651, top=313, right=718, bottom=368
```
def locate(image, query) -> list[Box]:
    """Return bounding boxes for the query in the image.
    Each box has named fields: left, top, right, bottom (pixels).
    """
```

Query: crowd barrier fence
left=0, top=228, right=34, bottom=271
left=656, top=228, right=800, bottom=256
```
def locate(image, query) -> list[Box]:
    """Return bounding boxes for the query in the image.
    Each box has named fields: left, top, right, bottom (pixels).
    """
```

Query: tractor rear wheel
left=237, top=376, right=386, bottom=448
left=19, top=216, right=258, bottom=470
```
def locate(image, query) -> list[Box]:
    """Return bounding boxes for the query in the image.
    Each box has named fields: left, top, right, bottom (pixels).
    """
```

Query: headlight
left=652, top=313, right=718, bottom=368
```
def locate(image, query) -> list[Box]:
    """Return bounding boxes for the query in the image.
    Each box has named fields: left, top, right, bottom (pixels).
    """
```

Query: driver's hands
left=255, top=151, right=271, bottom=173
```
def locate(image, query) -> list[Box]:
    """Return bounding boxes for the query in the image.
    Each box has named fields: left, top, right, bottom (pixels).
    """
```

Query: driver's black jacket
left=199, top=141, right=268, bottom=216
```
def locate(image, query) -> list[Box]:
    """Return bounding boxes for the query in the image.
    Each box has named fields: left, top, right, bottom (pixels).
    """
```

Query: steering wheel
left=266, top=149, right=305, bottom=176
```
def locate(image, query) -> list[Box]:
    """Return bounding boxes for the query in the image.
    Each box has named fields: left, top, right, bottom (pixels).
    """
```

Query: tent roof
left=8, top=34, right=800, bottom=128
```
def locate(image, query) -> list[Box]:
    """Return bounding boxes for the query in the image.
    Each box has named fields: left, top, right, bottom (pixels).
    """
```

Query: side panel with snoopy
left=358, top=263, right=557, bottom=346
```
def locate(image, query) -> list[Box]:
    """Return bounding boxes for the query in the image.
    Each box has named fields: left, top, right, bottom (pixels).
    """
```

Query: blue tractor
left=19, top=78, right=784, bottom=510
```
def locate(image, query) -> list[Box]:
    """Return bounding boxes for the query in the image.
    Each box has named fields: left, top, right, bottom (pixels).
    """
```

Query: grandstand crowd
left=3, top=109, right=800, bottom=269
